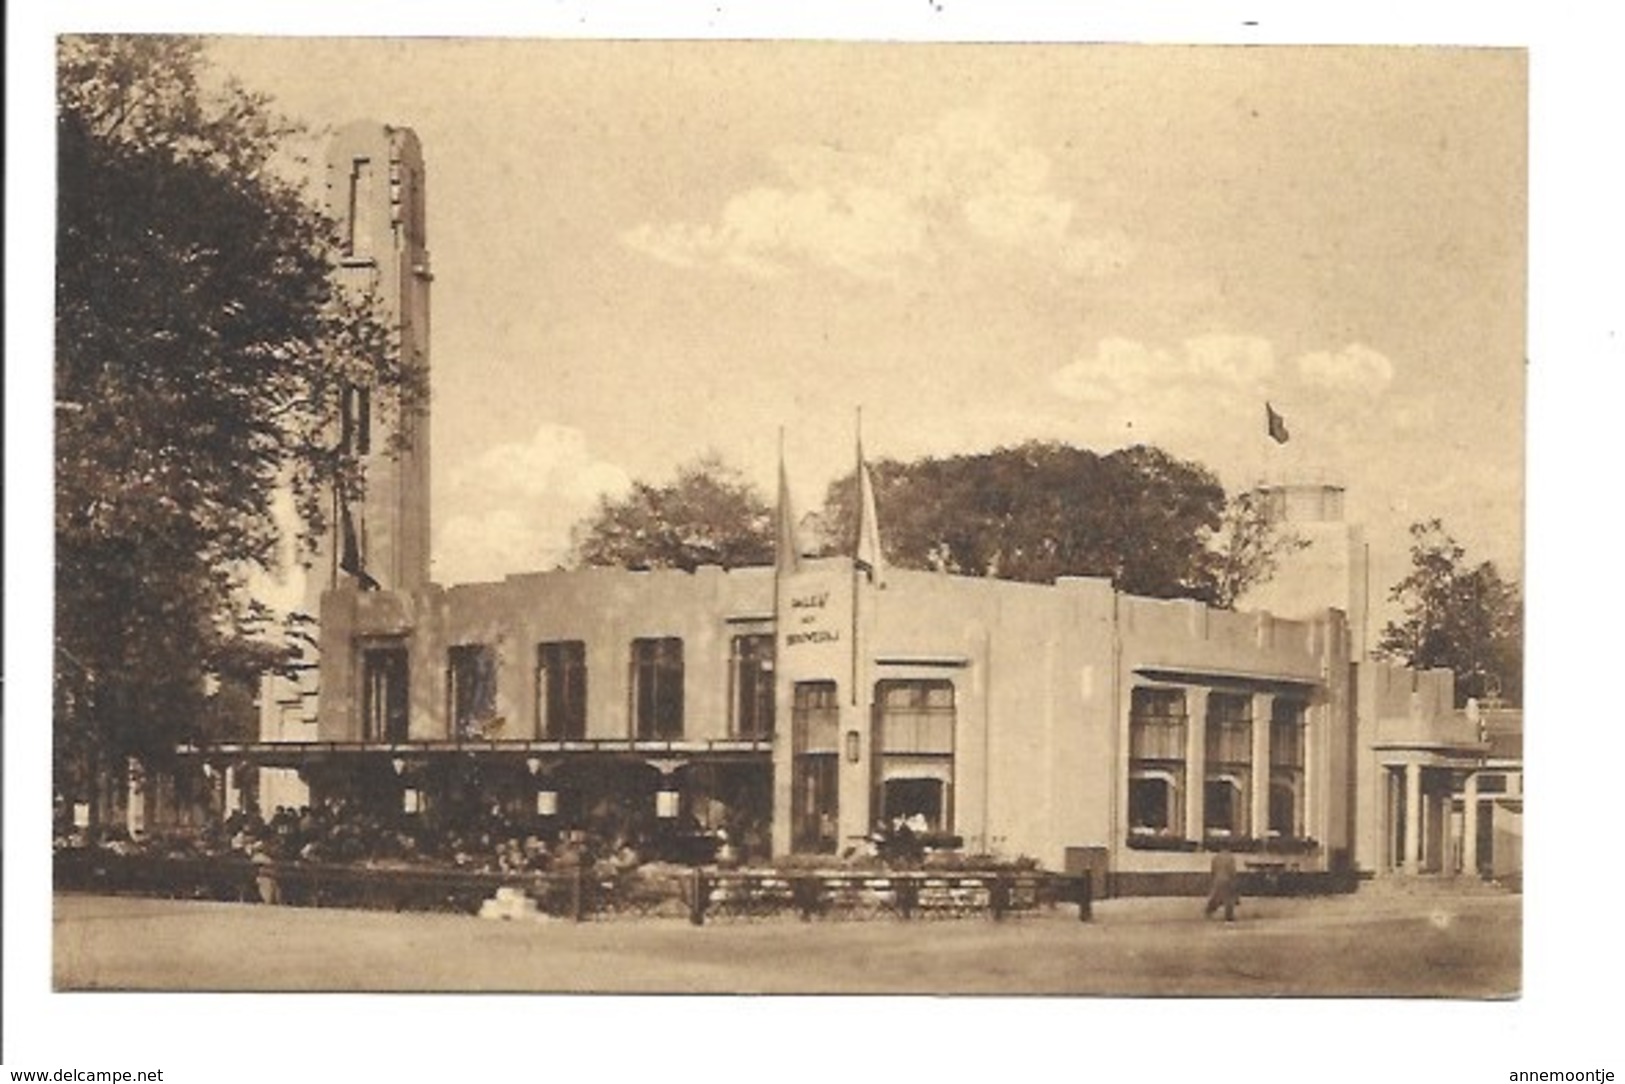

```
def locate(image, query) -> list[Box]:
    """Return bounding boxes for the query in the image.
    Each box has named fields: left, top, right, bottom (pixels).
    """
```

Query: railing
left=689, top=869, right=1090, bottom=924
left=53, top=851, right=1092, bottom=923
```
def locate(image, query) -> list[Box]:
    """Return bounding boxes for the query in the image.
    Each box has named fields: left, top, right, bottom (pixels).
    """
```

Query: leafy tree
left=1207, top=488, right=1311, bottom=608
left=570, top=454, right=774, bottom=571
left=817, top=441, right=1289, bottom=603
left=566, top=439, right=1302, bottom=604
left=55, top=36, right=421, bottom=811
left=1377, top=520, right=1523, bottom=706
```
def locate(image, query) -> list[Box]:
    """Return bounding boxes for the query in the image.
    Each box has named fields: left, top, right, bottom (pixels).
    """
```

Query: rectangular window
left=729, top=634, right=775, bottom=740
left=1205, top=693, right=1253, bottom=765
left=1205, top=693, right=1253, bottom=839
left=340, top=385, right=371, bottom=456
left=792, top=752, right=839, bottom=854
left=874, top=679, right=956, bottom=834
left=1129, top=686, right=1187, bottom=761
left=1206, top=778, right=1246, bottom=837
left=1129, top=687, right=1187, bottom=840
left=876, top=679, right=955, bottom=755
left=447, top=644, right=497, bottom=740
left=1268, top=698, right=1307, bottom=838
left=791, top=680, right=839, bottom=754
left=346, top=157, right=374, bottom=259
left=360, top=642, right=408, bottom=743
left=1129, top=775, right=1176, bottom=834
left=1269, top=698, right=1306, bottom=768
left=631, top=637, right=684, bottom=740
left=536, top=641, right=587, bottom=740
left=791, top=679, right=840, bottom=854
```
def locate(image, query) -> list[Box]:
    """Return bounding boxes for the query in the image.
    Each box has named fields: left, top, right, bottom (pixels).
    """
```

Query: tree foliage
left=570, top=454, right=775, bottom=571
left=1377, top=520, right=1523, bottom=706
left=55, top=36, right=422, bottom=781
left=1207, top=488, right=1311, bottom=608
left=567, top=440, right=1302, bottom=605
left=820, top=441, right=1289, bottom=604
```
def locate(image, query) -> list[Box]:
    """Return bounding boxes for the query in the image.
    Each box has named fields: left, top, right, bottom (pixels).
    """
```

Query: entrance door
left=361, top=643, right=409, bottom=742
left=792, top=754, right=838, bottom=853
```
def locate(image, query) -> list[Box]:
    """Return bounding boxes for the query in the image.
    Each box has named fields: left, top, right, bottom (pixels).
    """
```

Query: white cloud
left=1051, top=335, right=1276, bottom=405
left=1046, top=335, right=1291, bottom=491
left=624, top=107, right=1132, bottom=281
left=1295, top=343, right=1395, bottom=395
left=1184, top=334, right=1276, bottom=385
left=1050, top=337, right=1178, bottom=402
left=433, top=424, right=631, bottom=584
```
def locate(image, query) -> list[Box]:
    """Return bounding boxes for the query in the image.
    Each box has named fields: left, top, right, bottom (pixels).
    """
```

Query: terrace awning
left=176, top=737, right=773, bottom=770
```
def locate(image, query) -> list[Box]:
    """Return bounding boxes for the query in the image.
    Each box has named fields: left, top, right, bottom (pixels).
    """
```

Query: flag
left=776, top=442, right=801, bottom=575
left=339, top=499, right=380, bottom=590
left=855, top=457, right=885, bottom=587
left=1266, top=402, right=1290, bottom=444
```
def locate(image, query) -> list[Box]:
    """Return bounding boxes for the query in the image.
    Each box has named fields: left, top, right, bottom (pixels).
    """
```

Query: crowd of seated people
left=55, top=796, right=771, bottom=876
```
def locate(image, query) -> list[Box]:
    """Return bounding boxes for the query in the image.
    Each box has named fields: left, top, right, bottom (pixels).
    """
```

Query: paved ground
left=53, top=887, right=1520, bottom=997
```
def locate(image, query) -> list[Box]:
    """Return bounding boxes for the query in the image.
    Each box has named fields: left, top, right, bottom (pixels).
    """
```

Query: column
left=1461, top=772, right=1480, bottom=877
left=1403, top=760, right=1422, bottom=875
left=1184, top=688, right=1209, bottom=841
left=836, top=699, right=874, bottom=849
left=208, top=763, right=228, bottom=824
left=1251, top=693, right=1273, bottom=841
left=125, top=756, right=148, bottom=839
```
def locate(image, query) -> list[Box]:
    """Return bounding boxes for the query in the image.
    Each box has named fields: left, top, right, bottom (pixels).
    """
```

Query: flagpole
left=851, top=406, right=862, bottom=707
left=774, top=425, right=786, bottom=618
left=330, top=485, right=340, bottom=592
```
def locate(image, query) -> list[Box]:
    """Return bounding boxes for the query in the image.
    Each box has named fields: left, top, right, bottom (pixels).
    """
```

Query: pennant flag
left=1266, top=402, right=1290, bottom=445
left=339, top=499, right=380, bottom=591
left=855, top=457, right=886, bottom=587
left=776, top=439, right=801, bottom=575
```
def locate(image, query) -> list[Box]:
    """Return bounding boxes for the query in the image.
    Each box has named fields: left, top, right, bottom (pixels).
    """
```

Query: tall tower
left=259, top=123, right=433, bottom=787
left=313, top=121, right=433, bottom=602
left=1239, top=483, right=1371, bottom=659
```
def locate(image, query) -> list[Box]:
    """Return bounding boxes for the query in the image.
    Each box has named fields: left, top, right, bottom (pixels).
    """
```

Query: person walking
left=1205, top=846, right=1240, bottom=921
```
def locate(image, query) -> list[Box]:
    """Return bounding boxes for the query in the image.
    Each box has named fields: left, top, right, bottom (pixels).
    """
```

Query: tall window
left=875, top=679, right=956, bottom=833
left=346, top=157, right=374, bottom=259
left=631, top=638, right=684, bottom=740
left=360, top=642, right=408, bottom=742
left=1268, top=698, right=1307, bottom=837
left=729, top=634, right=775, bottom=740
left=791, top=681, right=840, bottom=852
left=791, top=681, right=840, bottom=754
left=447, top=644, right=497, bottom=740
left=1128, top=687, right=1187, bottom=837
left=340, top=384, right=371, bottom=456
left=1205, top=692, right=1253, bottom=838
left=536, top=641, right=587, bottom=740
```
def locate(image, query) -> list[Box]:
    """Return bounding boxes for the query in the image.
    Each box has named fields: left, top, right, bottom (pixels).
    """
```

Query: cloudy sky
left=212, top=40, right=1524, bottom=608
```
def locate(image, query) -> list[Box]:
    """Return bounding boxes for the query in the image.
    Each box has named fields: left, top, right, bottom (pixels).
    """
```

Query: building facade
left=215, top=123, right=1520, bottom=890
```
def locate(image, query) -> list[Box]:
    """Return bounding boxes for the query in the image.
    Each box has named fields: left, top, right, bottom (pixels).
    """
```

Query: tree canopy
left=55, top=36, right=421, bottom=787
left=1376, top=520, right=1523, bottom=706
left=570, top=454, right=775, bottom=571
left=819, top=441, right=1295, bottom=604
left=570, top=441, right=1299, bottom=607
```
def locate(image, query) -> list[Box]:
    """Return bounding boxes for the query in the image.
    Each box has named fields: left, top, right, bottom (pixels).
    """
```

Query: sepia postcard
left=19, top=15, right=1594, bottom=1084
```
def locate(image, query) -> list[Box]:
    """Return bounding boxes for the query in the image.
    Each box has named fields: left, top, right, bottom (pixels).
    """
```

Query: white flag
left=855, top=459, right=885, bottom=586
